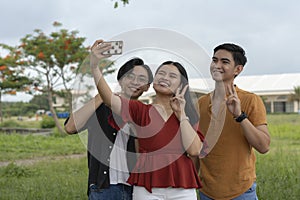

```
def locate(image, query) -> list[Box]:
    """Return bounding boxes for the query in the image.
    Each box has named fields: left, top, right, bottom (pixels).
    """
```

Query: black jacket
left=64, top=103, right=136, bottom=195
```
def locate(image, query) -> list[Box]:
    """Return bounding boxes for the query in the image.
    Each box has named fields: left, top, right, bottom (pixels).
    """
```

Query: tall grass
left=255, top=114, right=300, bottom=200
left=0, top=158, right=87, bottom=200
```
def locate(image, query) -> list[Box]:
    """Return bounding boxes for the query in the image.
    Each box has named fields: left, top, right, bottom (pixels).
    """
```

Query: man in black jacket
left=64, top=58, right=153, bottom=200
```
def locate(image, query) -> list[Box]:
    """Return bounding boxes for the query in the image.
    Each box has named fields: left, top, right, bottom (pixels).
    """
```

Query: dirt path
left=0, top=154, right=86, bottom=167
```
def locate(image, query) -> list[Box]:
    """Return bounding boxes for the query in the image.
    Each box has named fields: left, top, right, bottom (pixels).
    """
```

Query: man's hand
left=90, top=39, right=112, bottom=68
left=225, top=83, right=242, bottom=118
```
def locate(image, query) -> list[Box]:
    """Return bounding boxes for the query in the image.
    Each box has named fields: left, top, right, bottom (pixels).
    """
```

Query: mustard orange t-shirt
left=198, top=86, right=267, bottom=200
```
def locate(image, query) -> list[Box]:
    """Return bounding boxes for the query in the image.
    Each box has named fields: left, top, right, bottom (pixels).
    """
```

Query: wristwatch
left=235, top=111, right=248, bottom=122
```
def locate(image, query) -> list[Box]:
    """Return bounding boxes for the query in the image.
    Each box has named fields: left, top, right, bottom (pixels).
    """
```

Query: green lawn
left=0, top=131, right=88, bottom=200
left=0, top=114, right=299, bottom=199
left=0, top=158, right=87, bottom=200
left=0, top=132, right=87, bottom=161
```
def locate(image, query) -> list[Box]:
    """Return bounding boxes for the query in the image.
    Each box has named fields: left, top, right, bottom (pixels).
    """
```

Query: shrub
left=0, top=120, right=20, bottom=128
left=40, top=116, right=55, bottom=128
left=51, top=126, right=67, bottom=137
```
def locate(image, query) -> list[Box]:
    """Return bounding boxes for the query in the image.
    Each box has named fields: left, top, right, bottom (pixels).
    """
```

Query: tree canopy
left=113, top=0, right=130, bottom=8
left=290, top=86, right=300, bottom=112
left=16, top=22, right=89, bottom=133
left=0, top=44, right=33, bottom=122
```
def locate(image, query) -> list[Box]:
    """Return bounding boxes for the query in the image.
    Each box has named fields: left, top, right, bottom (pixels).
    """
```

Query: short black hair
left=117, top=57, right=153, bottom=84
left=214, top=43, right=247, bottom=66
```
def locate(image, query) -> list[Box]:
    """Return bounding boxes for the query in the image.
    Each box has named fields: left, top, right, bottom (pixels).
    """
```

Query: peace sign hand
left=170, top=84, right=188, bottom=120
left=225, top=83, right=242, bottom=118
left=90, top=39, right=112, bottom=68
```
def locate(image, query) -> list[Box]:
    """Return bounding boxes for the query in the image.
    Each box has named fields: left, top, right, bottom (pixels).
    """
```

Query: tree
left=290, top=86, right=300, bottom=113
left=17, top=22, right=89, bottom=134
left=71, top=55, right=116, bottom=109
left=0, top=44, right=33, bottom=122
left=29, top=94, right=50, bottom=111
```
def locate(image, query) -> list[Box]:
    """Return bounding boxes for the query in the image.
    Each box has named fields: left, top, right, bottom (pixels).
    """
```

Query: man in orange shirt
left=198, top=43, right=271, bottom=200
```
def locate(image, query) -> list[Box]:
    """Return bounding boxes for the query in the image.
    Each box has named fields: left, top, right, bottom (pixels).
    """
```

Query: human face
left=153, top=64, right=181, bottom=95
left=210, top=49, right=242, bottom=83
left=119, top=65, right=150, bottom=99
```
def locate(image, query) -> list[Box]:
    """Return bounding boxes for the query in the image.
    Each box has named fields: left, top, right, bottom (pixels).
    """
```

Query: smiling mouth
left=129, top=87, right=139, bottom=92
left=212, top=71, right=224, bottom=75
left=158, top=81, right=170, bottom=87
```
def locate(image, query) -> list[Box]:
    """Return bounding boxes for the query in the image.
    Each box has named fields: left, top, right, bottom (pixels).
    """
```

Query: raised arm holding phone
left=65, top=44, right=153, bottom=199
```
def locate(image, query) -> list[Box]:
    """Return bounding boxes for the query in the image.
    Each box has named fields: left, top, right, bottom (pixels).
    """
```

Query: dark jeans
left=88, top=183, right=133, bottom=200
left=199, top=182, right=258, bottom=200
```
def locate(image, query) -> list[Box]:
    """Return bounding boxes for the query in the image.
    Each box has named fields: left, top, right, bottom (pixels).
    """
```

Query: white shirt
left=109, top=123, right=131, bottom=185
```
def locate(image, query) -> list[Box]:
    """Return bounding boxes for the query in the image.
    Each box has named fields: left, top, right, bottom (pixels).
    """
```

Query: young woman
left=90, top=39, right=204, bottom=200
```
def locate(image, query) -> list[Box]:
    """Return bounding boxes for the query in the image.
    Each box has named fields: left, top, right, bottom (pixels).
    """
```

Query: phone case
left=102, top=41, right=123, bottom=55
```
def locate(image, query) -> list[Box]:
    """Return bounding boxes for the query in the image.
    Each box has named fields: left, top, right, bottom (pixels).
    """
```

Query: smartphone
left=102, top=41, right=123, bottom=55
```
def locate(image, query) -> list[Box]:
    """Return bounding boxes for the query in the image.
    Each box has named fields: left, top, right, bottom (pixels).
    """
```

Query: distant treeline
left=2, top=94, right=67, bottom=118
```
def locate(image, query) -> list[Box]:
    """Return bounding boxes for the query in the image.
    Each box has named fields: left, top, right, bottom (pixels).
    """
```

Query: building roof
left=234, top=73, right=300, bottom=95
left=141, top=73, right=300, bottom=97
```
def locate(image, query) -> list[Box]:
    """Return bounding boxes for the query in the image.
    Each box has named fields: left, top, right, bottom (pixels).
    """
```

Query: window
left=274, top=102, right=285, bottom=113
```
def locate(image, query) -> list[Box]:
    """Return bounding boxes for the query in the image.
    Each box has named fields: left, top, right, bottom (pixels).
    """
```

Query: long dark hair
left=156, top=61, right=199, bottom=124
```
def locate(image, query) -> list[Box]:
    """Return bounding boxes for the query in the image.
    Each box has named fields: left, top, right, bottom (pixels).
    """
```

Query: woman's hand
left=170, top=84, right=188, bottom=121
left=90, top=39, right=112, bottom=68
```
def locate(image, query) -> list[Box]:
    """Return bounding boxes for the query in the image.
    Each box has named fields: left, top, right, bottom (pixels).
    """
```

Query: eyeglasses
left=125, top=73, right=148, bottom=84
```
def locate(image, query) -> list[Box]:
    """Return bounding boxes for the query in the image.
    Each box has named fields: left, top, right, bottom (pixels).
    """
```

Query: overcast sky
left=1, top=0, right=300, bottom=101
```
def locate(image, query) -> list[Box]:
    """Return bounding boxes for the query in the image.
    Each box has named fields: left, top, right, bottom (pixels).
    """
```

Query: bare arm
left=226, top=84, right=270, bottom=153
left=179, top=115, right=202, bottom=156
left=89, top=39, right=122, bottom=116
left=239, top=121, right=270, bottom=153
left=64, top=94, right=103, bottom=134
left=170, top=85, right=202, bottom=156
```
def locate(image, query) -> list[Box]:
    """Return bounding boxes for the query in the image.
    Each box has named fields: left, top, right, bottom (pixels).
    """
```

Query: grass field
left=0, top=114, right=299, bottom=199
left=0, top=158, right=87, bottom=199
left=0, top=132, right=87, bottom=161
left=255, top=114, right=300, bottom=200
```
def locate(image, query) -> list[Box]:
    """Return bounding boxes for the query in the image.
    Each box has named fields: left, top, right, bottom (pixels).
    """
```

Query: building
left=235, top=73, right=300, bottom=113
left=139, top=73, right=300, bottom=114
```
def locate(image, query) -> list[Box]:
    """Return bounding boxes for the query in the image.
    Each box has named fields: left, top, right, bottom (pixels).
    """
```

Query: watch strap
left=235, top=111, right=248, bottom=122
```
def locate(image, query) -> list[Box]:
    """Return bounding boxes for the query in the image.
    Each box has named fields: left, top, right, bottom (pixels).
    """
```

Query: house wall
left=259, top=94, right=297, bottom=113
